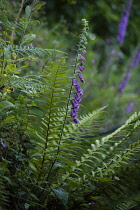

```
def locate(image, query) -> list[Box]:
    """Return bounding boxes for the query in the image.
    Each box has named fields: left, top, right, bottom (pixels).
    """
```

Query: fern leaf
left=13, top=45, right=66, bottom=57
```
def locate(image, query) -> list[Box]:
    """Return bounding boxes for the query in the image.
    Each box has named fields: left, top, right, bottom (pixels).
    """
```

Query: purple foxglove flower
left=80, top=61, right=84, bottom=65
left=126, top=102, right=134, bottom=113
left=78, top=73, right=85, bottom=83
left=0, top=33, right=2, bottom=36
left=132, top=48, right=140, bottom=67
left=78, top=65, right=84, bottom=71
left=76, top=85, right=83, bottom=96
left=80, top=56, right=86, bottom=61
left=120, top=47, right=140, bottom=93
left=82, top=50, right=86, bottom=54
left=74, top=93, right=82, bottom=103
left=119, top=67, right=131, bottom=93
left=72, top=78, right=79, bottom=86
left=71, top=108, right=78, bottom=119
left=117, top=0, right=132, bottom=44
left=119, top=80, right=127, bottom=91
left=1, top=142, right=8, bottom=149
left=70, top=19, right=88, bottom=124
left=73, top=118, right=79, bottom=124
left=89, top=202, right=96, bottom=205
left=45, top=181, right=49, bottom=184
left=111, top=49, right=116, bottom=55
left=71, top=99, right=80, bottom=111
left=75, top=104, right=80, bottom=112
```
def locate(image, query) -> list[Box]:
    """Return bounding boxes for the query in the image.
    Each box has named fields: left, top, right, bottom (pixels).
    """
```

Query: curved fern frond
left=0, top=0, right=12, bottom=10
left=115, top=193, right=140, bottom=210
left=61, top=111, right=140, bottom=184
left=0, top=10, right=14, bottom=30
left=12, top=45, right=66, bottom=57
left=27, top=57, right=70, bottom=178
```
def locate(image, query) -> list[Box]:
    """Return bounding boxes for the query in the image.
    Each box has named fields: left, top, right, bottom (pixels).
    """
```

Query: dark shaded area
left=41, top=0, right=140, bottom=45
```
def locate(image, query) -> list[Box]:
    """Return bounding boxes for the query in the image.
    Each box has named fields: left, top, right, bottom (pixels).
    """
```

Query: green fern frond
left=16, top=19, right=40, bottom=32
left=61, top=111, right=140, bottom=185
left=115, top=193, right=140, bottom=210
left=0, top=0, right=12, bottom=10
left=63, top=106, right=106, bottom=140
left=96, top=139, right=140, bottom=177
left=0, top=10, right=14, bottom=30
left=27, top=57, right=70, bottom=178
left=58, top=107, right=106, bottom=181
left=12, top=45, right=66, bottom=57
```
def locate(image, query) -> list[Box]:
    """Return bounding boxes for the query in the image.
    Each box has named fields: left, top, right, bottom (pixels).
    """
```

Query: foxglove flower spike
left=117, top=0, right=132, bottom=44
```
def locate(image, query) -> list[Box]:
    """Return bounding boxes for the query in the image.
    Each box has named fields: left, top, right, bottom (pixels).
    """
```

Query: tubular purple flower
left=72, top=78, right=79, bottom=86
left=126, top=102, right=134, bottom=113
left=73, top=118, right=79, bottom=124
left=78, top=73, right=85, bottom=83
left=71, top=99, right=80, bottom=111
left=119, top=80, right=128, bottom=93
left=1, top=142, right=8, bottom=149
left=119, top=67, right=131, bottom=93
left=74, top=93, right=82, bottom=103
left=131, top=47, right=140, bottom=67
left=78, top=65, right=84, bottom=71
left=80, top=56, right=86, bottom=61
left=111, top=49, right=116, bottom=55
left=76, top=85, right=83, bottom=96
left=89, top=202, right=96, bottom=205
left=117, top=0, right=132, bottom=44
left=80, top=61, right=84, bottom=65
left=71, top=108, right=78, bottom=119
left=119, top=46, right=140, bottom=93
left=82, top=50, right=86, bottom=54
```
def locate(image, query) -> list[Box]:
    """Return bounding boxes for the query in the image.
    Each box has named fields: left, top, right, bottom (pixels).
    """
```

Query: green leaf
left=22, top=34, right=36, bottom=44
left=30, top=193, right=39, bottom=201
left=31, top=153, right=42, bottom=157
left=3, top=176, right=12, bottom=184
left=25, top=6, right=31, bottom=18
left=52, top=187, right=68, bottom=205
left=97, top=177, right=112, bottom=183
left=5, top=64, right=19, bottom=74
left=0, top=101, right=15, bottom=112
left=24, top=203, right=30, bottom=209
left=34, top=3, right=44, bottom=10
left=50, top=163, right=63, bottom=174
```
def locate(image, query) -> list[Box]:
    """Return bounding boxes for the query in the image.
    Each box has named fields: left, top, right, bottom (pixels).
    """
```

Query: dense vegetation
left=1, top=0, right=140, bottom=209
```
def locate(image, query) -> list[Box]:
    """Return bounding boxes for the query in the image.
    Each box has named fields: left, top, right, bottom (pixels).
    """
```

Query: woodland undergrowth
left=0, top=1, right=140, bottom=210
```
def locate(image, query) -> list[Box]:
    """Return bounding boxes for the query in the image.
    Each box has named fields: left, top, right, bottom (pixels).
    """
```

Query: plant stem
left=45, top=49, right=80, bottom=183
left=11, top=0, right=25, bottom=41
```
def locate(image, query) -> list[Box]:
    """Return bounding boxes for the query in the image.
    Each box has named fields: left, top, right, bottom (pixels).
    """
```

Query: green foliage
left=1, top=1, right=140, bottom=210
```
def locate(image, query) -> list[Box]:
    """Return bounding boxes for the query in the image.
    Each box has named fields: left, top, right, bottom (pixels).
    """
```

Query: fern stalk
left=45, top=19, right=89, bottom=182
left=11, top=0, right=25, bottom=41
